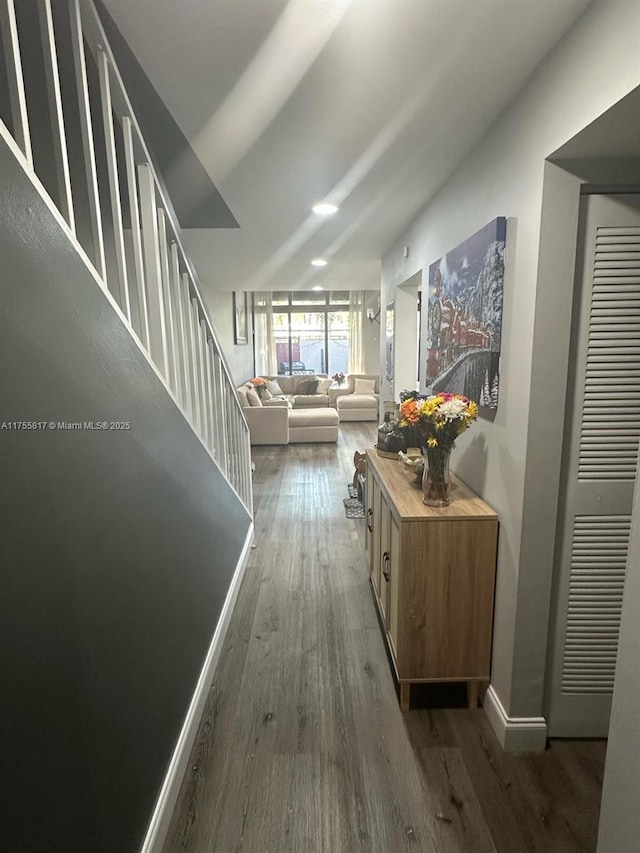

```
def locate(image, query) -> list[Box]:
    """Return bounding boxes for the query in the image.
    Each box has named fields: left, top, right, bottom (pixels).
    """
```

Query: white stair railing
left=0, top=0, right=252, bottom=513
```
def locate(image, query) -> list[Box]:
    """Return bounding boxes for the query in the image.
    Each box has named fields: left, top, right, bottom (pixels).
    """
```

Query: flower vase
left=422, top=446, right=451, bottom=507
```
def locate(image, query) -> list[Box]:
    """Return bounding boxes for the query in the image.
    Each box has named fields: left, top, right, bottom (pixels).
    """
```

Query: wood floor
left=162, top=423, right=606, bottom=853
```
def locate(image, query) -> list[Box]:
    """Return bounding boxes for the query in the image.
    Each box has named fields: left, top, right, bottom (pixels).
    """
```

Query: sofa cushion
left=297, top=377, right=319, bottom=394
left=264, top=396, right=291, bottom=407
left=353, top=377, right=377, bottom=395
left=291, top=375, right=316, bottom=394
left=336, top=393, right=378, bottom=422
left=267, top=379, right=284, bottom=396
left=288, top=408, right=339, bottom=428
left=338, top=393, right=377, bottom=409
left=271, top=376, right=296, bottom=395
left=288, top=406, right=339, bottom=443
left=347, top=373, right=379, bottom=394
left=236, top=386, right=250, bottom=408
left=317, top=377, right=332, bottom=393
left=246, top=387, right=263, bottom=407
left=292, top=394, right=330, bottom=408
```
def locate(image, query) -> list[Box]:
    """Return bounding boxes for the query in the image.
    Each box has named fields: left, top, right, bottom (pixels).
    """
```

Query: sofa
left=236, top=378, right=338, bottom=445
left=335, top=374, right=380, bottom=422
left=263, top=374, right=333, bottom=408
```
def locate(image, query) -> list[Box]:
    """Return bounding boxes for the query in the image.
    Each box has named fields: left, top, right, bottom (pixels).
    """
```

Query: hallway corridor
left=163, top=424, right=605, bottom=853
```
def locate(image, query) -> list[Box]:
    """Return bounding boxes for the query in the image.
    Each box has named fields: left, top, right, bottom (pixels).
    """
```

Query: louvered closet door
left=546, top=193, right=640, bottom=738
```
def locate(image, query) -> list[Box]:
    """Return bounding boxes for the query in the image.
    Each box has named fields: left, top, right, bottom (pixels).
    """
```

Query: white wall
left=205, top=290, right=255, bottom=384
left=393, top=272, right=421, bottom=401
left=363, top=290, right=381, bottom=374
left=381, top=0, right=640, bottom=729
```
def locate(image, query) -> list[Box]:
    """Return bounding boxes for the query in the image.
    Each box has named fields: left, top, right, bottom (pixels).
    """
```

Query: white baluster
left=138, top=163, right=169, bottom=378
left=190, top=298, right=204, bottom=437
left=68, top=0, right=106, bottom=282
left=122, top=116, right=150, bottom=348
left=0, top=0, right=33, bottom=165
left=39, top=0, right=75, bottom=231
left=156, top=209, right=180, bottom=397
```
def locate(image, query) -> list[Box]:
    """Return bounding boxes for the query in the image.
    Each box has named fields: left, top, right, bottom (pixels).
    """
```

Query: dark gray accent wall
left=0, top=138, right=250, bottom=851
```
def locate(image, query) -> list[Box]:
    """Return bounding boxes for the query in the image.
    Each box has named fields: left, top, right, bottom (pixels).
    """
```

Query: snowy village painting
left=425, top=217, right=506, bottom=409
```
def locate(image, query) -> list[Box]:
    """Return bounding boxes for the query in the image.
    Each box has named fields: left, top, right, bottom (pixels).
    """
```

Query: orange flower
left=399, top=398, right=420, bottom=425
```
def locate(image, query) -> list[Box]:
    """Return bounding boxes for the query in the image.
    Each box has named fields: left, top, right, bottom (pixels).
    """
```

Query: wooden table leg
left=467, top=680, right=479, bottom=709
left=400, top=682, right=410, bottom=712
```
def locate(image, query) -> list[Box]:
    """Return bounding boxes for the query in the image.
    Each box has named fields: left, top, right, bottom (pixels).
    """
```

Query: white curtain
left=254, top=292, right=277, bottom=375
left=265, top=292, right=277, bottom=375
left=348, top=291, right=365, bottom=374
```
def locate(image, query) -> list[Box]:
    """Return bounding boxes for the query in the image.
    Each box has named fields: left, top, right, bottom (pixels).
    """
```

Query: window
left=273, top=292, right=351, bottom=375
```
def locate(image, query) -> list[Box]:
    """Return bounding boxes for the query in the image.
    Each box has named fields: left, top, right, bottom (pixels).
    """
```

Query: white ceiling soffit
left=102, top=0, right=592, bottom=293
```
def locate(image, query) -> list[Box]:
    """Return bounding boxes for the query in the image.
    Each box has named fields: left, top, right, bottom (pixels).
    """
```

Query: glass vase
left=422, top=446, right=452, bottom=507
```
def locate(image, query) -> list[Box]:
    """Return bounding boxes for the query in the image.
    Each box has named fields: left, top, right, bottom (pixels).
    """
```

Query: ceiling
left=101, top=0, right=593, bottom=295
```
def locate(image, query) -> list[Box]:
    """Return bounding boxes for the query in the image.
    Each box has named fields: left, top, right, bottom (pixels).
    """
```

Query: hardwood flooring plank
left=412, top=746, right=499, bottom=853
left=519, top=741, right=605, bottom=853
left=444, top=710, right=602, bottom=853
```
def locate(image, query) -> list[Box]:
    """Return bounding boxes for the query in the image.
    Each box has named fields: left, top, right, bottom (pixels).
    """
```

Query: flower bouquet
left=398, top=393, right=478, bottom=506
left=249, top=377, right=269, bottom=399
left=332, top=372, right=346, bottom=386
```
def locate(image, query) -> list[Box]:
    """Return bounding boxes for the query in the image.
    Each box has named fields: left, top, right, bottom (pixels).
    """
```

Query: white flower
left=438, top=399, right=467, bottom=420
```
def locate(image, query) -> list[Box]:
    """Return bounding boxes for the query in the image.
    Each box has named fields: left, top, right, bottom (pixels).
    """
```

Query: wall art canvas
left=425, top=217, right=506, bottom=408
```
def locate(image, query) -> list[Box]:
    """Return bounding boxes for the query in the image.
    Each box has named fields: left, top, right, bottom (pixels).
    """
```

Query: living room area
left=233, top=289, right=385, bottom=445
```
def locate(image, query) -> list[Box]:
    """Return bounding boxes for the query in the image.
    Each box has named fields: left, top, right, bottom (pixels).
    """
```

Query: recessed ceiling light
left=311, top=258, right=328, bottom=267
left=312, top=286, right=324, bottom=291
left=312, top=202, right=339, bottom=215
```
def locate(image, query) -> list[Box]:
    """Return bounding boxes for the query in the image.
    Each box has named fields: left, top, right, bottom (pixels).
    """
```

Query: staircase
left=0, top=2, right=253, bottom=850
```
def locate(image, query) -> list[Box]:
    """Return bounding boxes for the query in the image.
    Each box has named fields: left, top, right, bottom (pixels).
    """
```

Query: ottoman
left=336, top=394, right=378, bottom=422
left=288, top=407, right=339, bottom=443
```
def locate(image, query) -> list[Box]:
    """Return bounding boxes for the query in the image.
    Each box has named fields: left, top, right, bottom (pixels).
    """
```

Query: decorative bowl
left=398, top=449, right=425, bottom=482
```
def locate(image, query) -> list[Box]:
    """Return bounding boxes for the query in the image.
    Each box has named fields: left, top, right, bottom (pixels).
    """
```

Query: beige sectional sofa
left=236, top=376, right=338, bottom=445
left=236, top=372, right=380, bottom=443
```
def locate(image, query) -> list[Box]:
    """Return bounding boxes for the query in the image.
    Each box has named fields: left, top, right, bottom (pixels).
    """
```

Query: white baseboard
left=140, top=523, right=254, bottom=852
left=483, top=685, right=548, bottom=752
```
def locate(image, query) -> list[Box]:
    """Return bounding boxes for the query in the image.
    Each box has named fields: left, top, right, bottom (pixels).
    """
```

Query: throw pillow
left=267, top=379, right=284, bottom=396
left=316, top=378, right=332, bottom=394
left=304, top=378, right=319, bottom=395
left=262, top=387, right=273, bottom=400
left=354, top=377, right=377, bottom=395
left=236, top=386, right=250, bottom=408
left=246, top=387, right=263, bottom=407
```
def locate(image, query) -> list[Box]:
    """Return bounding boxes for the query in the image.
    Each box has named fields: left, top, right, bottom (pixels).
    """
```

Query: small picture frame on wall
left=233, top=291, right=248, bottom=345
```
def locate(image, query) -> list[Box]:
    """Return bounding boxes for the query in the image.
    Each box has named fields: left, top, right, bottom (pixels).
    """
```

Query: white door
left=546, top=193, right=640, bottom=737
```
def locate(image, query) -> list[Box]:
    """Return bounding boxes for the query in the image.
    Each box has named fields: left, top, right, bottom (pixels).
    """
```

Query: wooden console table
left=365, top=449, right=498, bottom=711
